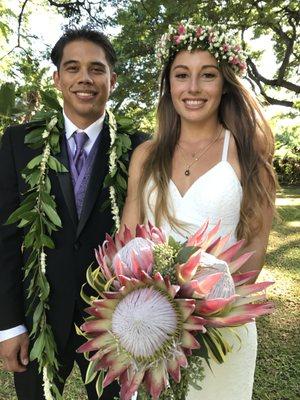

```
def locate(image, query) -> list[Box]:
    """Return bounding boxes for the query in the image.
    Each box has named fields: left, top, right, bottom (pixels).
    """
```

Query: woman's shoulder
left=131, top=139, right=153, bottom=165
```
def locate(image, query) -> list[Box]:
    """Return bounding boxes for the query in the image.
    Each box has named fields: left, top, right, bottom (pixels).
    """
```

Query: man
left=0, top=28, right=142, bottom=399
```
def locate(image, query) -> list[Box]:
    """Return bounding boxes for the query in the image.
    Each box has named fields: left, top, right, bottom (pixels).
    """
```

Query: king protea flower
left=79, top=222, right=274, bottom=399
left=78, top=272, right=206, bottom=400
left=177, top=220, right=275, bottom=327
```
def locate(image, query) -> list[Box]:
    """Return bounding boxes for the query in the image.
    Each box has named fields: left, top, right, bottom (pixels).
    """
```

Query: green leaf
left=32, top=302, right=44, bottom=327
left=0, top=83, right=15, bottom=116
left=24, top=128, right=44, bottom=145
left=95, top=370, right=104, bottom=398
left=116, top=173, right=127, bottom=190
left=176, top=246, right=198, bottom=264
left=30, top=333, right=45, bottom=361
left=47, top=155, right=68, bottom=173
left=40, top=191, right=56, bottom=208
left=41, top=234, right=55, bottom=249
left=85, top=360, right=98, bottom=384
left=42, top=202, right=62, bottom=227
left=6, top=201, right=35, bottom=224
left=27, top=155, right=43, bottom=169
left=40, top=91, right=62, bottom=112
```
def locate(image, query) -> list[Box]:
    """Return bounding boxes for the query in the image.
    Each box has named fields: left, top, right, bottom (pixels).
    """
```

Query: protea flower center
left=111, top=287, right=178, bottom=358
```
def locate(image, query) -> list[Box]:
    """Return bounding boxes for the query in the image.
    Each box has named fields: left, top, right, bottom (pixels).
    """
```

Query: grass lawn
left=0, top=186, right=299, bottom=400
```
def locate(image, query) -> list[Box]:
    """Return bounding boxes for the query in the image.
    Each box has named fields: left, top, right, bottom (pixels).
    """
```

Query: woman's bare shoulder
left=130, top=139, right=153, bottom=166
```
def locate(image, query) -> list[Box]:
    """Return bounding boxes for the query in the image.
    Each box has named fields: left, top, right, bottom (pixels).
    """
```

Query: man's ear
left=53, top=70, right=61, bottom=91
left=110, top=72, right=117, bottom=93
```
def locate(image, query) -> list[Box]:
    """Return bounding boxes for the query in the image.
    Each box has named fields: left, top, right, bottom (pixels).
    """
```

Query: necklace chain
left=177, top=126, right=223, bottom=176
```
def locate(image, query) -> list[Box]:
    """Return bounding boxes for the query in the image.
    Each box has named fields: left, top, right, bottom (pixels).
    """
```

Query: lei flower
left=6, top=91, right=134, bottom=399
left=155, top=20, right=248, bottom=76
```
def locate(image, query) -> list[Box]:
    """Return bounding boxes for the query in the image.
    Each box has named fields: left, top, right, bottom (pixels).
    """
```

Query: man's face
left=53, top=40, right=116, bottom=128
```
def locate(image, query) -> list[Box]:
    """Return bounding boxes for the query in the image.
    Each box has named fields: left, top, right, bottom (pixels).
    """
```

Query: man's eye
left=66, top=66, right=78, bottom=72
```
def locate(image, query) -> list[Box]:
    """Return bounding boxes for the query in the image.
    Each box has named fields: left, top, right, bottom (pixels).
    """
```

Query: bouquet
left=77, top=221, right=274, bottom=400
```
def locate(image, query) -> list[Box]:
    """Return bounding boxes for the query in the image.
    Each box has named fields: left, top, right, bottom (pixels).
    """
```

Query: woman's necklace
left=177, top=126, right=223, bottom=176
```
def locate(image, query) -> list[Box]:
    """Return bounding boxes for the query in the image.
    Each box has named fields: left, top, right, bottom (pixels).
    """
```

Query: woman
left=121, top=21, right=277, bottom=400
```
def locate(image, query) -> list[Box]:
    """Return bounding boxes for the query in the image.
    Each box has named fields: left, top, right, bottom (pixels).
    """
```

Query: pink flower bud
left=178, top=24, right=186, bottom=35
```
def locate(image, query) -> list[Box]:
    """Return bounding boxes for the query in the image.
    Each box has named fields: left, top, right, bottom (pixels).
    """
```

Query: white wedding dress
left=144, top=131, right=257, bottom=400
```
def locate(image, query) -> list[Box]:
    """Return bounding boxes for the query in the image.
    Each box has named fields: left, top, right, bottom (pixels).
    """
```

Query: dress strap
left=221, top=130, right=230, bottom=161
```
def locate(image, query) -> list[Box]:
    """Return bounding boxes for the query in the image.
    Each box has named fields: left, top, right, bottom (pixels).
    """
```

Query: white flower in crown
left=155, top=20, right=248, bottom=76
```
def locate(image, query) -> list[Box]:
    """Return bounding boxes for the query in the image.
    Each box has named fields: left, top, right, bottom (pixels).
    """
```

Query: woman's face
left=170, top=50, right=224, bottom=126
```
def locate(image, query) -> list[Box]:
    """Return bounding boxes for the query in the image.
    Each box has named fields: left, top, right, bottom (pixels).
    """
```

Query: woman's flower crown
left=155, top=20, right=248, bottom=76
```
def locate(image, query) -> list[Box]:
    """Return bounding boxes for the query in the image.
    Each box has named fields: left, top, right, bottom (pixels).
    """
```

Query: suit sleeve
left=0, top=128, right=25, bottom=329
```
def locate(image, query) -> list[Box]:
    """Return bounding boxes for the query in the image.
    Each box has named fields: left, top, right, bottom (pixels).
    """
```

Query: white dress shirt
left=0, top=111, right=105, bottom=342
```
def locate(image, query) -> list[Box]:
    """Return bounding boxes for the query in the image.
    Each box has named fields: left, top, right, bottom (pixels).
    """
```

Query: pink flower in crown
left=177, top=23, right=186, bottom=35
left=195, top=27, right=203, bottom=37
left=173, top=35, right=183, bottom=45
left=231, top=56, right=239, bottom=65
left=234, top=44, right=241, bottom=51
left=208, top=34, right=215, bottom=43
left=222, top=44, right=230, bottom=52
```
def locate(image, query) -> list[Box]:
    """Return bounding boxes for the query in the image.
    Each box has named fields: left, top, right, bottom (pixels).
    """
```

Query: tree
left=43, top=0, right=299, bottom=112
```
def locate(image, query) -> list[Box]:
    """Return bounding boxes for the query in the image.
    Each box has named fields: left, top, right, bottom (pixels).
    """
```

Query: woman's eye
left=201, top=73, right=217, bottom=80
left=175, top=73, right=188, bottom=79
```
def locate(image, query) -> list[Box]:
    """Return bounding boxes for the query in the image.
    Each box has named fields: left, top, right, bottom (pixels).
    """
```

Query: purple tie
left=73, top=131, right=88, bottom=175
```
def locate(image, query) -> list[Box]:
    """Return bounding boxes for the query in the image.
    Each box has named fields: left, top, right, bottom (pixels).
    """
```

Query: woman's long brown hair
left=138, top=57, right=277, bottom=242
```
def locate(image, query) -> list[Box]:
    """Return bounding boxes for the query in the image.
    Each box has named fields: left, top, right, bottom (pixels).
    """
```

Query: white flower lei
left=7, top=106, right=130, bottom=399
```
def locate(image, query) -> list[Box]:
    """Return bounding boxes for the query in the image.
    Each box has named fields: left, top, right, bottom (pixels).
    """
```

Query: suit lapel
left=76, top=123, right=110, bottom=238
left=55, top=133, right=78, bottom=228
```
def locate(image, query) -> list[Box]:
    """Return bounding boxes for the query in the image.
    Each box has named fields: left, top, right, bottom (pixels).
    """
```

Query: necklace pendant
left=185, top=169, right=190, bottom=176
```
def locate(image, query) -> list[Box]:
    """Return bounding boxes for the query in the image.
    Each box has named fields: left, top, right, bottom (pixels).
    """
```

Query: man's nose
left=78, top=68, right=93, bottom=83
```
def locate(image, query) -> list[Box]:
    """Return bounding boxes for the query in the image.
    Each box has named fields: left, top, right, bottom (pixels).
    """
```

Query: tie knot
left=74, top=131, right=88, bottom=151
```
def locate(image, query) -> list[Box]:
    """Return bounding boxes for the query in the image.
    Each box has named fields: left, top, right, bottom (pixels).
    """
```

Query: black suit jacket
left=0, top=120, right=144, bottom=351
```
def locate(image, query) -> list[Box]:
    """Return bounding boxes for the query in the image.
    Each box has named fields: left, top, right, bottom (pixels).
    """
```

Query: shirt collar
left=63, top=110, right=106, bottom=141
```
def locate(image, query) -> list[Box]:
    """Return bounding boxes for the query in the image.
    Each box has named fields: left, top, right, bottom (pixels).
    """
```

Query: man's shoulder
left=2, top=120, right=46, bottom=145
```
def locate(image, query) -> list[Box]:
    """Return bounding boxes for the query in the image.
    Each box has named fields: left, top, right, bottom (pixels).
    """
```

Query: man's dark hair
left=50, top=27, right=117, bottom=70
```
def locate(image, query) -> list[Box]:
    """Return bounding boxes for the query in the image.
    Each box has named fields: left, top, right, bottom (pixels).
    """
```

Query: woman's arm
left=120, top=140, right=152, bottom=233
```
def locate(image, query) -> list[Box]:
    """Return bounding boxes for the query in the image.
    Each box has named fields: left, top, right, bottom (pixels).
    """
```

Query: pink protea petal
left=207, top=233, right=231, bottom=256
left=184, top=315, right=207, bottom=331
left=234, top=293, right=266, bottom=307
left=181, top=330, right=200, bottom=349
left=120, top=368, right=145, bottom=400
left=205, top=302, right=274, bottom=327
left=191, top=272, right=224, bottom=298
left=122, top=224, right=133, bottom=243
left=176, top=298, right=196, bottom=320
left=228, top=251, right=255, bottom=273
left=113, top=254, right=125, bottom=276
left=177, top=251, right=201, bottom=283
left=93, top=298, right=119, bottom=308
left=235, top=281, right=274, bottom=296
left=164, top=276, right=180, bottom=298
left=102, top=355, right=131, bottom=387
left=130, top=250, right=143, bottom=279
left=167, top=358, right=181, bottom=382
left=232, top=270, right=259, bottom=286
left=195, top=295, right=237, bottom=315
left=84, top=306, right=113, bottom=319
left=136, top=224, right=148, bottom=239
left=77, top=332, right=113, bottom=353
left=199, top=220, right=222, bottom=250
left=144, top=361, right=168, bottom=400
left=186, top=220, right=209, bottom=246
left=104, top=233, right=118, bottom=258
left=217, top=239, right=245, bottom=262
left=81, top=319, right=111, bottom=333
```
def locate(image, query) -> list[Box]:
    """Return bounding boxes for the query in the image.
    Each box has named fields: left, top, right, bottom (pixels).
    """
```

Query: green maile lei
left=6, top=91, right=133, bottom=400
